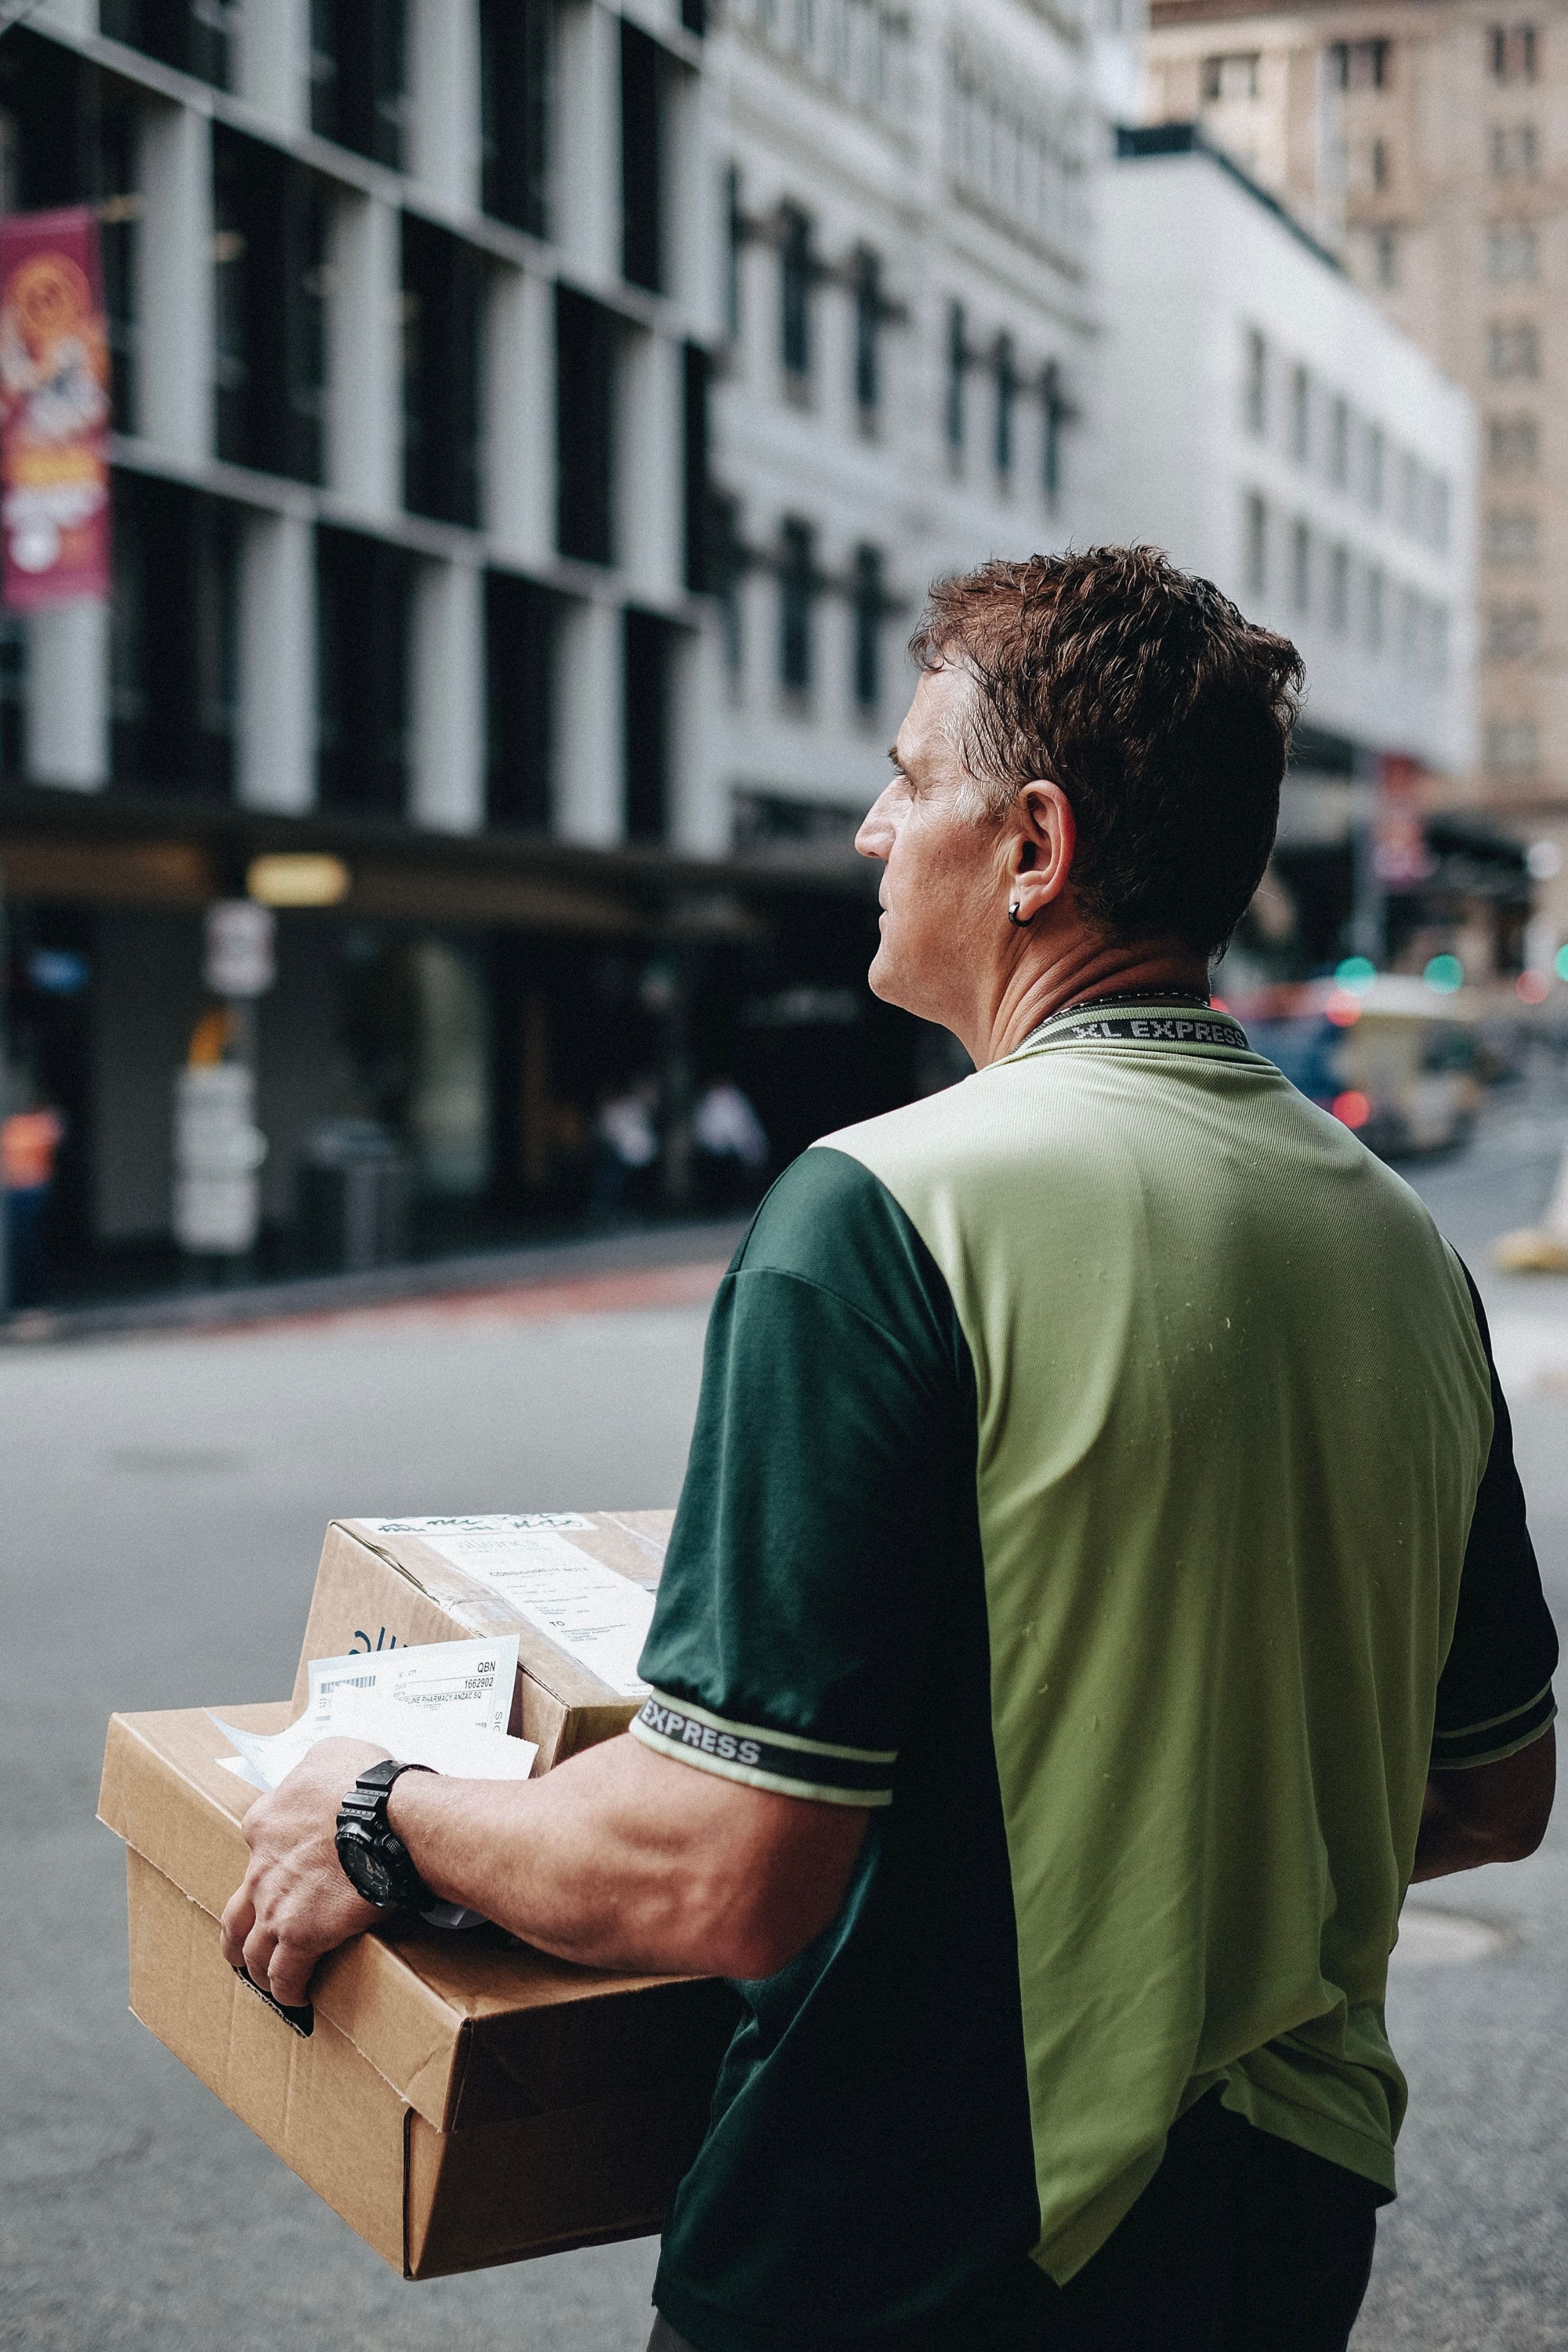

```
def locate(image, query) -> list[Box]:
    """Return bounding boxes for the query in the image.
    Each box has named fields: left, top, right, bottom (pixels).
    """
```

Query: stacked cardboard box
left=98, top=1510, right=739, bottom=2278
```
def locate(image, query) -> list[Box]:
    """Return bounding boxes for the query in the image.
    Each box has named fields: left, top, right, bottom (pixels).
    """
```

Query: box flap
left=99, top=1703, right=721, bottom=2134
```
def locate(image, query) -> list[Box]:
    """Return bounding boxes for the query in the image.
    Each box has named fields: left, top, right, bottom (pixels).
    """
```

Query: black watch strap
left=335, top=1758, right=436, bottom=1912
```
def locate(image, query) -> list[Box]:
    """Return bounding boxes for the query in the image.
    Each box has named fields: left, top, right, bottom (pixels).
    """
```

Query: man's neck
left=974, top=938, right=1211, bottom=1067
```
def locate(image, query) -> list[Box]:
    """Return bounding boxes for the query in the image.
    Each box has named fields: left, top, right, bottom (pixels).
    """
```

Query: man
left=224, top=548, right=1557, bottom=2351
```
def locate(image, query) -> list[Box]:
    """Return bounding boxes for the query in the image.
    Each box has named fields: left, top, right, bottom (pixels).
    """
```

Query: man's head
left=857, top=547, right=1303, bottom=1051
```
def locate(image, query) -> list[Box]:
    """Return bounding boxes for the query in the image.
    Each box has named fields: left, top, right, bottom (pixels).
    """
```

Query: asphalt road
left=3, top=1103, right=1568, bottom=2351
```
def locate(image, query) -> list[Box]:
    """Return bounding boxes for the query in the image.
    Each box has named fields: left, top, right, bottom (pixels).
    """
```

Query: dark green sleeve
left=1431, top=1268, right=1559, bottom=1769
left=632, top=1145, right=973, bottom=1805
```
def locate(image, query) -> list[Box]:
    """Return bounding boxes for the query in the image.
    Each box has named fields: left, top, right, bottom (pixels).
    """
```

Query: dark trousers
left=647, top=2094, right=1379, bottom=2352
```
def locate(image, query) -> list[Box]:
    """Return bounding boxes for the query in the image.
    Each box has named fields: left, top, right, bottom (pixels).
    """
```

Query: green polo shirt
left=633, top=1003, right=1557, bottom=2352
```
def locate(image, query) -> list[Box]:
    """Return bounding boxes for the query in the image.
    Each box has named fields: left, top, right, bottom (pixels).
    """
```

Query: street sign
left=204, top=899, right=276, bottom=998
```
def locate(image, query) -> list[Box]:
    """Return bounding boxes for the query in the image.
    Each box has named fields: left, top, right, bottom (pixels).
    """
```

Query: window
left=709, top=495, right=745, bottom=678
left=1370, top=137, right=1390, bottom=189
left=555, top=287, right=618, bottom=564
left=624, top=610, right=673, bottom=842
left=1289, top=364, right=1310, bottom=462
left=1328, top=38, right=1390, bottom=90
left=779, top=518, right=816, bottom=692
left=683, top=343, right=711, bottom=594
left=851, top=545, right=884, bottom=711
left=1328, top=543, right=1350, bottom=633
left=402, top=215, right=484, bottom=527
left=1243, top=490, right=1267, bottom=594
left=1201, top=51, right=1260, bottom=100
left=1485, top=718, right=1538, bottom=772
left=1488, top=507, right=1540, bottom=562
left=1042, top=360, right=1071, bottom=503
left=1489, top=222, right=1538, bottom=280
left=1488, top=601, right=1541, bottom=657
left=1244, top=326, right=1267, bottom=436
left=1366, top=564, right=1385, bottom=652
left=100, top=0, right=234, bottom=89
left=485, top=573, right=556, bottom=830
left=212, top=128, right=330, bottom=483
left=315, top=525, right=415, bottom=814
left=993, top=334, right=1016, bottom=476
left=1329, top=396, right=1350, bottom=486
left=480, top=0, right=551, bottom=238
left=780, top=206, right=814, bottom=381
left=311, top=0, right=406, bottom=168
left=1489, top=320, right=1540, bottom=376
left=1290, top=518, right=1311, bottom=614
left=1399, top=586, right=1422, bottom=669
left=946, top=300, right=967, bottom=457
left=1489, top=415, right=1539, bottom=470
left=0, top=611, right=24, bottom=778
left=1490, top=121, right=1539, bottom=177
left=1397, top=451, right=1422, bottom=534
left=621, top=21, right=665, bottom=294
left=1365, top=423, right=1385, bottom=509
left=1490, top=22, right=1538, bottom=80
left=110, top=473, right=241, bottom=796
left=1430, top=478, right=1451, bottom=551
left=852, top=249, right=883, bottom=417
left=1372, top=226, right=1398, bottom=286
left=1431, top=607, right=1450, bottom=679
left=724, top=166, right=744, bottom=343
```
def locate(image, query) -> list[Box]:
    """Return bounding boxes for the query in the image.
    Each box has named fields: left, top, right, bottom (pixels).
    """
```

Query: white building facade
left=1097, top=130, right=1477, bottom=801
left=702, top=0, right=1115, bottom=861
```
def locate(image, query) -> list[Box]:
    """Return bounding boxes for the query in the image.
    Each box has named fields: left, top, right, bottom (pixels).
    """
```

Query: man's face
left=855, top=666, right=1005, bottom=1027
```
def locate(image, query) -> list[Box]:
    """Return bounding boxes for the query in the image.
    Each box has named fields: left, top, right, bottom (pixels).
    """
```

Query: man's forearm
left=387, top=1731, right=868, bottom=1979
left=1410, top=1730, right=1555, bottom=1882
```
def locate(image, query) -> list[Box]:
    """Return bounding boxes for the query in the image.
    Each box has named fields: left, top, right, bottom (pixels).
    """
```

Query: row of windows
left=710, top=514, right=892, bottom=711
left=102, top=469, right=686, bottom=839
left=1486, top=505, right=1541, bottom=563
left=1241, top=492, right=1450, bottom=676
left=946, top=42, right=1087, bottom=259
left=735, top=0, right=908, bottom=121
left=1486, top=600, right=1543, bottom=659
left=1358, top=214, right=1550, bottom=299
left=1199, top=23, right=1539, bottom=105
left=1490, top=413, right=1540, bottom=471
left=1488, top=316, right=1544, bottom=377
left=1241, top=329, right=1450, bottom=552
left=723, top=177, right=1075, bottom=501
left=38, top=7, right=683, bottom=297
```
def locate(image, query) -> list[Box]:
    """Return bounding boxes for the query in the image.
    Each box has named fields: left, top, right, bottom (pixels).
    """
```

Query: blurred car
left=1244, top=976, right=1482, bottom=1160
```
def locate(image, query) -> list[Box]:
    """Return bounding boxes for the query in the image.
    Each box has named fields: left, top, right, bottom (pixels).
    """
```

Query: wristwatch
left=334, top=1758, right=436, bottom=1912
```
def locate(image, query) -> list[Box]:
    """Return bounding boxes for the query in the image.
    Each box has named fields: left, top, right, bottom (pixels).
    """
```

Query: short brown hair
left=910, top=546, right=1303, bottom=959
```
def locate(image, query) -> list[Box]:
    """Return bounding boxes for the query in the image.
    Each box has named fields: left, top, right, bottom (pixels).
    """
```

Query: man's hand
left=219, top=1737, right=392, bottom=2009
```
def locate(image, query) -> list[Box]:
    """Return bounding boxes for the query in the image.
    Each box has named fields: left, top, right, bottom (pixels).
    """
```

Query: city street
left=4, top=1110, right=1568, bottom=2352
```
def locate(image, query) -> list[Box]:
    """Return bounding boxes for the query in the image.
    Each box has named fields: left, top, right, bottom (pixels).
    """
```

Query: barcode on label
left=319, top=1673, right=377, bottom=1695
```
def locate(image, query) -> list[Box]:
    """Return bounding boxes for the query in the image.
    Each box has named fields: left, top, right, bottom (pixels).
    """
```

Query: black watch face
left=339, top=1828, right=397, bottom=1908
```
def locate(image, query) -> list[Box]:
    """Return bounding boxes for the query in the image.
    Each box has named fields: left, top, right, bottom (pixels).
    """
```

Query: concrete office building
left=0, top=0, right=919, bottom=1295
left=1141, top=0, right=1568, bottom=948
left=1100, top=131, right=1485, bottom=977
left=705, top=0, right=1112, bottom=909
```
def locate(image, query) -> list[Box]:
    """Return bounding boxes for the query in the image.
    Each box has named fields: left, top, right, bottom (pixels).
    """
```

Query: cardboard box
left=293, top=1512, right=675, bottom=1772
left=98, top=1702, right=737, bottom=2278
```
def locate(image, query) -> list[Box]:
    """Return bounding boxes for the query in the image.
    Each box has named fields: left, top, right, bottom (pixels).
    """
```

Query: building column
left=409, top=0, right=481, bottom=209
left=669, top=620, right=726, bottom=854
left=412, top=558, right=485, bottom=833
left=555, top=596, right=623, bottom=845
left=327, top=192, right=401, bottom=520
left=486, top=266, right=553, bottom=562
left=239, top=510, right=315, bottom=813
left=25, top=601, right=109, bottom=790
left=237, top=0, right=311, bottom=135
left=33, top=0, right=94, bottom=35
left=556, top=0, right=620, bottom=282
left=137, top=103, right=214, bottom=461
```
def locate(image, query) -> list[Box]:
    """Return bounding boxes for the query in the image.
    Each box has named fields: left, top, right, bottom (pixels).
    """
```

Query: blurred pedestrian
left=590, top=1078, right=659, bottom=1224
left=2, top=1093, right=64, bottom=1308
left=691, top=1076, right=768, bottom=1211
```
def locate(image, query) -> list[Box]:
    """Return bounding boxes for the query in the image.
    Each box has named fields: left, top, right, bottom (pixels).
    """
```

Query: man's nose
left=855, top=787, right=896, bottom=862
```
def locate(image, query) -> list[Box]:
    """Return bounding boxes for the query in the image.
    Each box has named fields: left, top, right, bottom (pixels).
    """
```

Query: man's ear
left=1008, top=783, right=1076, bottom=925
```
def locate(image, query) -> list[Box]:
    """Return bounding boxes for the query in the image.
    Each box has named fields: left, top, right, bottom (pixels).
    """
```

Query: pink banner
left=0, top=206, right=111, bottom=610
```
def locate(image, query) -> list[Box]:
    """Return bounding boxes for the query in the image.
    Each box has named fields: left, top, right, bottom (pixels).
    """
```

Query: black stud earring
left=1008, top=903, right=1035, bottom=927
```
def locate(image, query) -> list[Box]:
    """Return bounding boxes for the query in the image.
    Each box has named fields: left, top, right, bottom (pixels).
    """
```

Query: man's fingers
left=266, top=1940, right=319, bottom=2010
left=242, top=1920, right=277, bottom=1990
left=219, top=1883, right=255, bottom=1969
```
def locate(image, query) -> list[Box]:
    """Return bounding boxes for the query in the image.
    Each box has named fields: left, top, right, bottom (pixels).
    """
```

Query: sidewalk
left=0, top=1217, right=750, bottom=1348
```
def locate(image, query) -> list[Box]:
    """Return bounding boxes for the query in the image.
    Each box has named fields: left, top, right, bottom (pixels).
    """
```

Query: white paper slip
left=306, top=1634, right=516, bottom=1735
left=209, top=1697, right=538, bottom=1792
left=361, top=1517, right=656, bottom=1699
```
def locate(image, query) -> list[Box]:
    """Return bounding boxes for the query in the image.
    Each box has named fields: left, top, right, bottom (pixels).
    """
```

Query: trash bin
left=296, top=1119, right=408, bottom=1272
